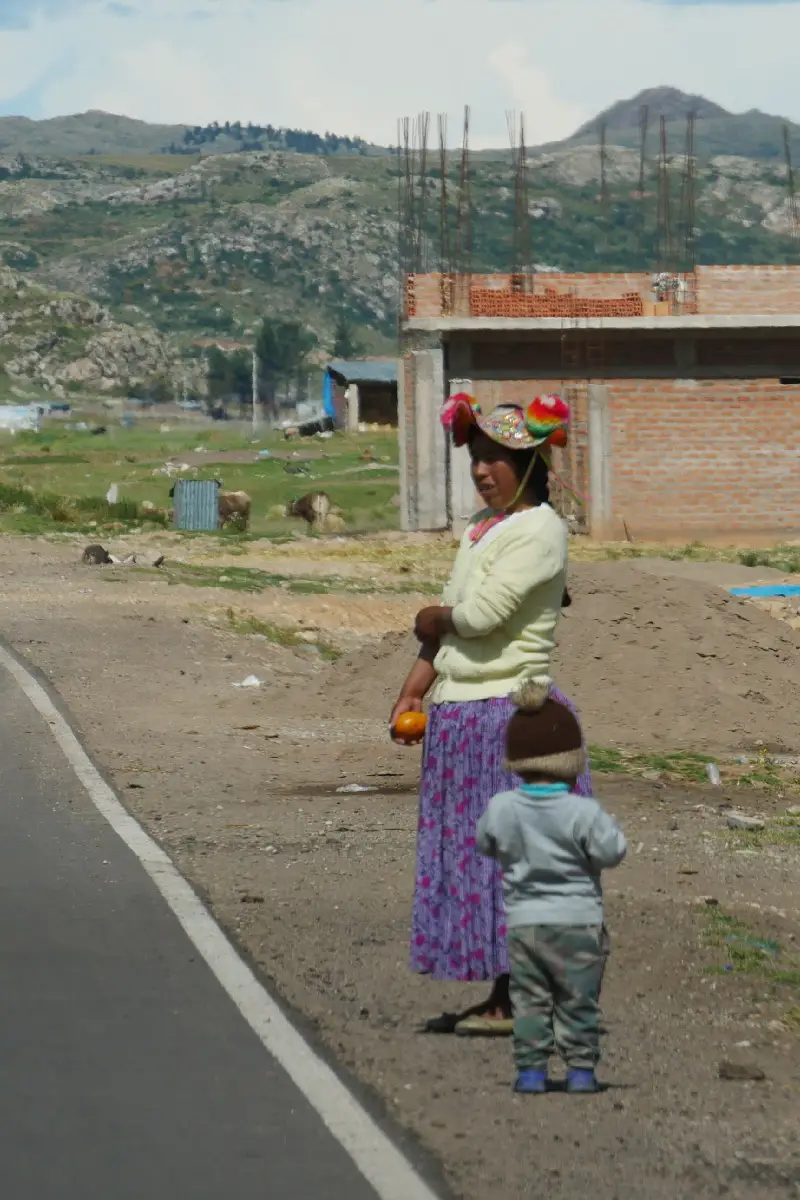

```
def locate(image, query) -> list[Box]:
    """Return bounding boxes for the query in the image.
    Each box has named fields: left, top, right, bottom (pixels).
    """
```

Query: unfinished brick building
left=399, top=266, right=800, bottom=541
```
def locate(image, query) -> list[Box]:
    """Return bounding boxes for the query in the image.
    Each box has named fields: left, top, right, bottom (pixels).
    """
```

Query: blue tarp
left=322, top=370, right=336, bottom=419
left=729, top=585, right=800, bottom=598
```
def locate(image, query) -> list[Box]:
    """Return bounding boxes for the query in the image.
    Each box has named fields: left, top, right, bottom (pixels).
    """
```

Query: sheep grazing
left=82, top=544, right=113, bottom=565
left=217, top=488, right=252, bottom=530
left=285, top=491, right=332, bottom=534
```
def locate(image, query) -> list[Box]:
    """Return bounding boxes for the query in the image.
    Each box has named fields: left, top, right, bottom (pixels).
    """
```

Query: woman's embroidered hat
left=440, top=392, right=570, bottom=451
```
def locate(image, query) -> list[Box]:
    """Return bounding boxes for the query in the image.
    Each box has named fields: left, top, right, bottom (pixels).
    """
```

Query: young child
left=476, top=681, right=626, bottom=1094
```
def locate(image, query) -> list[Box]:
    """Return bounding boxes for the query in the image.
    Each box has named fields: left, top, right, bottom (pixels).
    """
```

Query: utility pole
left=251, top=350, right=259, bottom=435
left=599, top=120, right=609, bottom=206
left=783, top=123, right=800, bottom=257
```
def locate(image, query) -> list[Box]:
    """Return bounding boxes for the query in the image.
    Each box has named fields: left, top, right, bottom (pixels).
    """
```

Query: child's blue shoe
left=566, top=1068, right=599, bottom=1094
left=513, top=1069, right=548, bottom=1094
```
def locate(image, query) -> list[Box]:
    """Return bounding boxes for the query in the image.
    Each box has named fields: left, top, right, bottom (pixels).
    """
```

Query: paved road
left=0, top=664, right=383, bottom=1199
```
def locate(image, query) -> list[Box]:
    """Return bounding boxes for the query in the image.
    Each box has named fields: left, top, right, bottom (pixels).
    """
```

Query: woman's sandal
left=454, top=1014, right=513, bottom=1037
left=421, top=1003, right=513, bottom=1036
left=421, top=1011, right=463, bottom=1034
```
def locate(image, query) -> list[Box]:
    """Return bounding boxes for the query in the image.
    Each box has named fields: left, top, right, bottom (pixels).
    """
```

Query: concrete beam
left=466, top=365, right=800, bottom=381
left=406, top=315, right=800, bottom=333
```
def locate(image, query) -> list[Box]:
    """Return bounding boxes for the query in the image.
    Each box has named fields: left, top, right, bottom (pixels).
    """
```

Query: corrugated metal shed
left=328, top=359, right=398, bottom=384
left=172, top=480, right=219, bottom=531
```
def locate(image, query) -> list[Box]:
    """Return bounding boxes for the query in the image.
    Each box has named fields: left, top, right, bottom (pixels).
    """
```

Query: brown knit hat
left=504, top=678, right=586, bottom=780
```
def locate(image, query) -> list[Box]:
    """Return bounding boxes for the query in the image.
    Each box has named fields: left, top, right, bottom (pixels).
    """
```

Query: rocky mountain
left=3, top=90, right=799, bottom=164
left=0, top=112, right=189, bottom=158
left=0, top=89, right=798, bottom=397
left=0, top=265, right=195, bottom=401
left=564, top=88, right=800, bottom=165
left=573, top=87, right=730, bottom=137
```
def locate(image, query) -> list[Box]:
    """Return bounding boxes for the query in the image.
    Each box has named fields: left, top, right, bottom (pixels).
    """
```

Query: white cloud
left=0, top=0, right=91, bottom=27
left=486, top=43, right=587, bottom=148
left=0, top=0, right=799, bottom=145
left=43, top=32, right=218, bottom=123
left=0, top=15, right=71, bottom=103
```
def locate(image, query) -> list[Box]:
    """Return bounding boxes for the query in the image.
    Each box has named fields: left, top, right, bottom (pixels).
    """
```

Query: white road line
left=0, top=643, right=440, bottom=1200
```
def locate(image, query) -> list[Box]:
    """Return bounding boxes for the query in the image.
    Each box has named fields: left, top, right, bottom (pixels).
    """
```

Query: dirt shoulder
left=0, top=535, right=798, bottom=1199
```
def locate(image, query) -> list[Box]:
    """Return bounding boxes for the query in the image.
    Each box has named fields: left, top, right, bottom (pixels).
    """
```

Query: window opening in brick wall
left=698, top=339, right=800, bottom=369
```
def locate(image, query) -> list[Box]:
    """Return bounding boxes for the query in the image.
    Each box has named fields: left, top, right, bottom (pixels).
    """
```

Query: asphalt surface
left=0, top=663, right=381, bottom=1199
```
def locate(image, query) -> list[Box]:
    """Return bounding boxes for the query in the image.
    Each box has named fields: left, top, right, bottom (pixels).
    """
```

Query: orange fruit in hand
left=394, top=712, right=427, bottom=739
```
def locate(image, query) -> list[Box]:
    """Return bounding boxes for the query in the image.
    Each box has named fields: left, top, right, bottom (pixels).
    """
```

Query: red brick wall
left=696, top=266, right=800, bottom=315
left=607, top=378, right=800, bottom=539
left=470, top=288, right=645, bottom=318
left=409, top=266, right=800, bottom=320
left=408, top=272, right=655, bottom=318
left=471, top=376, right=800, bottom=541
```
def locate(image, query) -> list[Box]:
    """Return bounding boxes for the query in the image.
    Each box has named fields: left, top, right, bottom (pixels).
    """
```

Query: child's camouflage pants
left=508, top=924, right=605, bottom=1071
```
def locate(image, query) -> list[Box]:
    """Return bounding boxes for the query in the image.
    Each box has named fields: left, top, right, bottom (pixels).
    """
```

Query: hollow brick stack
left=469, top=287, right=645, bottom=319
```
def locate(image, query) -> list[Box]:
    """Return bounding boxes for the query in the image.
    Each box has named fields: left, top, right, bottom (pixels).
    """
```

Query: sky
left=0, top=0, right=799, bottom=146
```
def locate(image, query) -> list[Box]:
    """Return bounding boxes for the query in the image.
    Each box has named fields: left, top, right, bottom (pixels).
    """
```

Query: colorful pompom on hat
left=440, top=392, right=570, bottom=451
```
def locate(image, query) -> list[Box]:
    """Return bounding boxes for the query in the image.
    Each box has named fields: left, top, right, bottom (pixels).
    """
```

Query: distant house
left=0, top=405, right=43, bottom=432
left=326, top=358, right=398, bottom=430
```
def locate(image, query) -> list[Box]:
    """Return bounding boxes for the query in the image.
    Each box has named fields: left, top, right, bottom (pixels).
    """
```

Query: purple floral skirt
left=409, top=688, right=592, bottom=982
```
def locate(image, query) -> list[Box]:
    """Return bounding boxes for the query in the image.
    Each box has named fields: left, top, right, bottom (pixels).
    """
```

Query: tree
left=206, top=346, right=252, bottom=413
left=331, top=315, right=363, bottom=360
left=255, top=317, right=316, bottom=419
left=206, top=346, right=229, bottom=404
left=228, top=350, right=252, bottom=416
left=147, top=374, right=174, bottom=404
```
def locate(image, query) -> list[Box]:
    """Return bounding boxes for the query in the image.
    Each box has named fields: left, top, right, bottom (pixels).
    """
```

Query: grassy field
left=0, top=421, right=400, bottom=537
left=590, top=744, right=800, bottom=794
left=1, top=418, right=800, bottom=579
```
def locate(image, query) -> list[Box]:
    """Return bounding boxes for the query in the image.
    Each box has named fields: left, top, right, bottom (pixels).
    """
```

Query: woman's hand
left=414, top=605, right=454, bottom=642
left=389, top=694, right=425, bottom=745
left=389, top=641, right=439, bottom=745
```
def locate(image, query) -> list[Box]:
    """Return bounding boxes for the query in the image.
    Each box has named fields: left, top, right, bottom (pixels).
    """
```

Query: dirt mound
left=555, top=562, right=800, bottom=751
left=320, top=561, right=800, bottom=753
left=320, top=631, right=418, bottom=719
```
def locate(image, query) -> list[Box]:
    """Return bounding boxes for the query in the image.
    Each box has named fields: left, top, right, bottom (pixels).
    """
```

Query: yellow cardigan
left=431, top=505, right=568, bottom=704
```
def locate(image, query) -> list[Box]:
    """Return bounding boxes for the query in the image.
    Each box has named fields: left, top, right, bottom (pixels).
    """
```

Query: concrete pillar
left=448, top=377, right=480, bottom=539
left=398, top=358, right=411, bottom=531
left=345, top=383, right=360, bottom=433
left=398, top=349, right=447, bottom=531
left=587, top=384, right=612, bottom=540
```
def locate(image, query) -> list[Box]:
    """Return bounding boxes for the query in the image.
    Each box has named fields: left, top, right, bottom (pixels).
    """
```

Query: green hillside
left=0, top=89, right=798, bottom=163
left=0, top=87, right=796, bottom=395
left=4, top=146, right=794, bottom=340
left=0, top=111, right=372, bottom=159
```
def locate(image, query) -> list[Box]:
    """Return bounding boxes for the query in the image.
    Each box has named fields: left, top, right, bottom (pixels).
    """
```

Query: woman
left=390, top=393, right=592, bottom=1036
